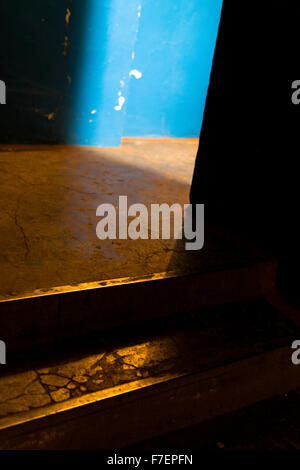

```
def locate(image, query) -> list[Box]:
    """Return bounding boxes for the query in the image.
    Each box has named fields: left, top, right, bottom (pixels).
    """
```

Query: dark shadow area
left=189, top=0, right=300, bottom=303
left=125, top=386, right=300, bottom=450
left=0, top=0, right=107, bottom=144
left=12, top=298, right=300, bottom=371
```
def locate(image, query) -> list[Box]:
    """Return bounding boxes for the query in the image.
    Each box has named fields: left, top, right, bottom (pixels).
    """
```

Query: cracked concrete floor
left=0, top=139, right=198, bottom=300
left=0, top=337, right=178, bottom=416
left=0, top=298, right=294, bottom=422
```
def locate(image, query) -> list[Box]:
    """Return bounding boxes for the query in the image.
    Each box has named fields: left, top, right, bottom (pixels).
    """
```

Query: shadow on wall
left=0, top=0, right=87, bottom=144
left=0, top=0, right=107, bottom=145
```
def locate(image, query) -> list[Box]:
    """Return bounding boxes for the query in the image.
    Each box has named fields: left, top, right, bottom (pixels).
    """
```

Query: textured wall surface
left=0, top=0, right=222, bottom=146
left=0, top=0, right=71, bottom=143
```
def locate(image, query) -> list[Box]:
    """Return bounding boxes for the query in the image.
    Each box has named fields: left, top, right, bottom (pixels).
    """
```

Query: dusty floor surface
left=0, top=139, right=199, bottom=300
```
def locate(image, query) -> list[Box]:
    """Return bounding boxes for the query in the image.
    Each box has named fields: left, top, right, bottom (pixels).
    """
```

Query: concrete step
left=0, top=298, right=298, bottom=450
left=0, top=227, right=277, bottom=352
left=0, top=144, right=278, bottom=352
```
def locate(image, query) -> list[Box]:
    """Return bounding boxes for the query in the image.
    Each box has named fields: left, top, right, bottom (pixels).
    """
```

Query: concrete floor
left=0, top=139, right=199, bottom=300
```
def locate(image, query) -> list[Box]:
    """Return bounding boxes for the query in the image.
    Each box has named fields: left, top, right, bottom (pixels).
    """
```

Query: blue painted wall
left=68, top=0, right=142, bottom=147
left=124, top=0, right=223, bottom=138
left=0, top=0, right=222, bottom=146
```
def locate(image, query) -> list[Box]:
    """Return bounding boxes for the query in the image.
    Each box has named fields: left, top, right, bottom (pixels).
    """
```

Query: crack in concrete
left=14, top=197, right=30, bottom=257
left=34, top=370, right=55, bottom=405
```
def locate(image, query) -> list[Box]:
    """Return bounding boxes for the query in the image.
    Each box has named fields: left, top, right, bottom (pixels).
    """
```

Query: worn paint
left=0, top=0, right=222, bottom=146
left=70, top=0, right=143, bottom=146
left=129, top=69, right=142, bottom=80
left=63, top=35, right=70, bottom=56
left=65, top=7, right=71, bottom=24
left=114, top=95, right=126, bottom=111
left=46, top=112, right=55, bottom=120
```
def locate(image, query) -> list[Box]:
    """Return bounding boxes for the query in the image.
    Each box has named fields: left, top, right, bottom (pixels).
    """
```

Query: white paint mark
left=131, top=51, right=135, bottom=60
left=118, top=91, right=122, bottom=96
left=91, top=110, right=97, bottom=114
left=89, top=119, right=93, bottom=123
left=114, top=96, right=126, bottom=111
left=129, top=69, right=143, bottom=79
